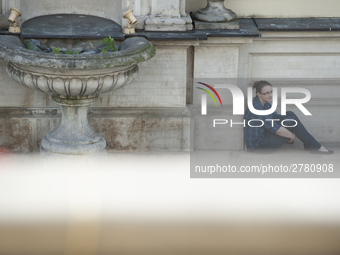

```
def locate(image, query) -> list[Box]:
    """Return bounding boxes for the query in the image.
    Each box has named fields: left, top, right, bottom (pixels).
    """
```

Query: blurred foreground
left=0, top=149, right=340, bottom=255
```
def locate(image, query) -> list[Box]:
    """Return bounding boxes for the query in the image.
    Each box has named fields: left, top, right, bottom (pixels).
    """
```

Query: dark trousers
left=255, top=111, right=321, bottom=153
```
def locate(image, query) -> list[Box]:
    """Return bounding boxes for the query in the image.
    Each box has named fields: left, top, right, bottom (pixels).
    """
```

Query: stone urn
left=193, top=0, right=239, bottom=29
left=0, top=36, right=155, bottom=155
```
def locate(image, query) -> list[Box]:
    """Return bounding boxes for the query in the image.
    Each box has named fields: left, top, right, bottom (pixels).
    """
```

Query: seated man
left=244, top=80, right=333, bottom=154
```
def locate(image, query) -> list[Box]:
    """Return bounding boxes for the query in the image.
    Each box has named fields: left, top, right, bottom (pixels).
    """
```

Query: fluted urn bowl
left=0, top=35, right=156, bottom=155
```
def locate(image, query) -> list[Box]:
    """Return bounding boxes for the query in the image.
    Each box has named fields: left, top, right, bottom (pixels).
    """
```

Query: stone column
left=192, top=38, right=254, bottom=150
left=144, top=0, right=192, bottom=31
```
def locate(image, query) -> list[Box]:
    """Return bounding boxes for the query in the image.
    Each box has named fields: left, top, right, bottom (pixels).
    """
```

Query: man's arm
left=275, top=127, right=296, bottom=143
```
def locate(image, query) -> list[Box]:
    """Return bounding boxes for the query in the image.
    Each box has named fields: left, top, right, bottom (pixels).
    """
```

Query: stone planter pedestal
left=40, top=95, right=106, bottom=155
left=0, top=35, right=155, bottom=155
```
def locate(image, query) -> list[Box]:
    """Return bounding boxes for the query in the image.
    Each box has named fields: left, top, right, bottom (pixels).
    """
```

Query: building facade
left=1, top=0, right=339, bottom=152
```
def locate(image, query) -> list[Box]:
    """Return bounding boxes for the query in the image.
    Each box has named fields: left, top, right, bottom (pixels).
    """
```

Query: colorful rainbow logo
left=196, top=82, right=223, bottom=106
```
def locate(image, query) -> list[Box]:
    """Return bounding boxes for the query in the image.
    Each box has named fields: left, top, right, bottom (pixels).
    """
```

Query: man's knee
left=281, top=112, right=299, bottom=127
left=282, top=119, right=298, bottom=128
left=286, top=111, right=297, bottom=117
left=285, top=111, right=300, bottom=121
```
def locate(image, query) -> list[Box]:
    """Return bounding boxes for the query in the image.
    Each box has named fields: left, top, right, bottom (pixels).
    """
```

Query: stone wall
left=1, top=0, right=340, bottom=152
left=2, top=0, right=340, bottom=25
left=1, top=32, right=340, bottom=152
left=2, top=0, right=340, bottom=29
left=186, top=0, right=340, bottom=18
left=238, top=32, right=340, bottom=143
left=0, top=107, right=190, bottom=153
left=2, top=0, right=123, bottom=24
left=98, top=46, right=188, bottom=108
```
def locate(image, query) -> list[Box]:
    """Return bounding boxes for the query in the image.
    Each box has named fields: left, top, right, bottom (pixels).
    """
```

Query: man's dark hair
left=252, top=80, right=272, bottom=94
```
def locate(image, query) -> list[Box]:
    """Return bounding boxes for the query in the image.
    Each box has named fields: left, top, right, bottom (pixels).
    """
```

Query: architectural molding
left=7, top=63, right=139, bottom=96
left=144, top=0, right=192, bottom=31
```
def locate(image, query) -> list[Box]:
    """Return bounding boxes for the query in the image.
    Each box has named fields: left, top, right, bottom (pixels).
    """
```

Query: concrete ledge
left=255, top=18, right=340, bottom=32
left=194, top=20, right=240, bottom=30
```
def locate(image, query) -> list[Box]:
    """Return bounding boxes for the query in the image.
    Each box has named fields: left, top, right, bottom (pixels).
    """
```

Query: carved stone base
left=194, top=0, right=237, bottom=23
left=40, top=95, right=106, bottom=155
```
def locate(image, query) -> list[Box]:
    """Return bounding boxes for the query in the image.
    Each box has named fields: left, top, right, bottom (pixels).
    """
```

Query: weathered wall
left=1, top=30, right=340, bottom=152
left=2, top=32, right=340, bottom=152
left=0, top=108, right=190, bottom=153
left=3, top=0, right=340, bottom=25
left=2, top=0, right=122, bottom=24
left=186, top=0, right=340, bottom=18
left=98, top=46, right=188, bottom=108
left=238, top=33, right=340, bottom=142
left=3, top=0, right=339, bottom=29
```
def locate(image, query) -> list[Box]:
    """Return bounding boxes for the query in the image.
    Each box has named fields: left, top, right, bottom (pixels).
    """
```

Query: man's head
left=253, top=80, right=273, bottom=105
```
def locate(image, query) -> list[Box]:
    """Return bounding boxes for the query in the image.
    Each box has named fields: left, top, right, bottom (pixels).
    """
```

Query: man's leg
left=279, top=111, right=321, bottom=150
left=254, top=131, right=287, bottom=153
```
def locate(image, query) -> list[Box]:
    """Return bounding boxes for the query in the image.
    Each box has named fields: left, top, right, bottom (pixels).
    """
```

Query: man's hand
left=287, top=132, right=296, bottom=144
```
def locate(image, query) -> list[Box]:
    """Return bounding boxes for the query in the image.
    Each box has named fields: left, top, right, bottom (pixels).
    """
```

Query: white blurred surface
left=1, top=152, right=340, bottom=225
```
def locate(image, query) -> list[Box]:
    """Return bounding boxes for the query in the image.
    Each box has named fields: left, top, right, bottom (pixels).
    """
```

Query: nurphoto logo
left=196, top=82, right=312, bottom=128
